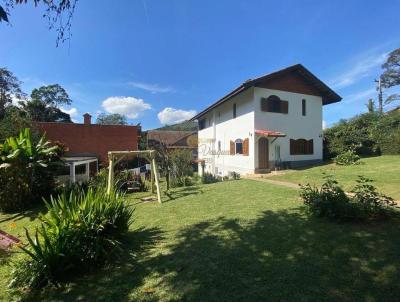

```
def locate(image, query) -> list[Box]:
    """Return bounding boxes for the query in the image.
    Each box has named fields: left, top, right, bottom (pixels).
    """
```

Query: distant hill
left=156, top=120, right=198, bottom=131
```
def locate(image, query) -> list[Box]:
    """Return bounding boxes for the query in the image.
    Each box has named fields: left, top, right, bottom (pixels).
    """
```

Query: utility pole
left=375, top=77, right=383, bottom=113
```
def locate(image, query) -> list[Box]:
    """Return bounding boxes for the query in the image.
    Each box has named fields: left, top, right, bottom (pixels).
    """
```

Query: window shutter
left=230, top=140, right=235, bottom=155
left=261, top=98, right=268, bottom=112
left=281, top=100, right=289, bottom=114
left=308, top=139, right=314, bottom=154
left=243, top=138, right=249, bottom=156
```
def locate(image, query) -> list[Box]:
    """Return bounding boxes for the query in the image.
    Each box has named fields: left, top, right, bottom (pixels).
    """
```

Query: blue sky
left=1, top=0, right=399, bottom=129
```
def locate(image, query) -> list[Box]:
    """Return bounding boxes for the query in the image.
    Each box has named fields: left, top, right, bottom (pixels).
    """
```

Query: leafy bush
left=170, top=149, right=193, bottom=187
left=0, top=128, right=63, bottom=212
left=334, top=150, right=361, bottom=166
left=300, top=175, right=353, bottom=219
left=300, top=175, right=397, bottom=221
left=324, top=111, right=400, bottom=159
left=351, top=176, right=396, bottom=218
left=10, top=187, right=133, bottom=289
left=201, top=172, right=220, bottom=184
left=228, top=171, right=241, bottom=180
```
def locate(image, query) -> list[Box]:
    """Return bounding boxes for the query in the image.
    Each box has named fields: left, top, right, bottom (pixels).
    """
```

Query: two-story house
left=190, top=64, right=341, bottom=176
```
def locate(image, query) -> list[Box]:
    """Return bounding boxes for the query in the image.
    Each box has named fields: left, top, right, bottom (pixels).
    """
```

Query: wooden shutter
left=243, top=138, right=249, bottom=156
left=307, top=139, right=314, bottom=154
left=261, top=98, right=268, bottom=112
left=230, top=140, right=235, bottom=155
left=281, top=100, right=289, bottom=114
left=290, top=139, right=294, bottom=155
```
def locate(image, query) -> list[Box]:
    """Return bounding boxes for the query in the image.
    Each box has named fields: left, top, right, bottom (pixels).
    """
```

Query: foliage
left=0, top=106, right=33, bottom=141
left=1, top=0, right=78, bottom=46
left=10, top=186, right=133, bottom=289
left=300, top=175, right=397, bottom=221
left=201, top=172, right=220, bottom=184
left=21, top=84, right=72, bottom=122
left=300, top=175, right=351, bottom=220
left=170, top=149, right=193, bottom=187
left=0, top=67, right=26, bottom=118
left=351, top=176, right=396, bottom=218
left=96, top=113, right=127, bottom=125
left=0, top=128, right=62, bottom=212
left=157, top=120, right=198, bottom=131
left=334, top=150, right=361, bottom=165
left=381, top=48, right=400, bottom=89
left=324, top=111, right=400, bottom=158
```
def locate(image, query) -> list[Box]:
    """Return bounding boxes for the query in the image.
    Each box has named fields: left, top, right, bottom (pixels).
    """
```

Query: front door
left=258, top=137, right=269, bottom=169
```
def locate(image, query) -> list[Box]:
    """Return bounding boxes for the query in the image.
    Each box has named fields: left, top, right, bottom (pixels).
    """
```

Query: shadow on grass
left=0, top=204, right=46, bottom=223
left=23, top=209, right=400, bottom=302
left=163, top=185, right=204, bottom=203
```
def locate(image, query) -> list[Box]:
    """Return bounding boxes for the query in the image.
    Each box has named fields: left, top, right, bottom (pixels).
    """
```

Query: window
left=199, top=119, right=206, bottom=130
left=290, top=139, right=313, bottom=155
left=302, top=99, right=306, bottom=116
left=261, top=95, right=288, bottom=114
left=233, top=103, right=237, bottom=118
left=218, top=141, right=221, bottom=152
left=235, top=139, right=243, bottom=154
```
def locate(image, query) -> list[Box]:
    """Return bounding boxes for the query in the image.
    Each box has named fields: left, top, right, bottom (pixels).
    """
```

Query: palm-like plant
left=0, top=128, right=63, bottom=212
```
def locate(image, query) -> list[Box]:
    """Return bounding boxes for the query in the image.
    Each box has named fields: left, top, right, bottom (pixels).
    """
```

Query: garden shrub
left=334, top=150, right=361, bottom=166
left=201, top=172, right=220, bottom=184
left=300, top=175, right=397, bottom=221
left=10, top=186, right=133, bottom=289
left=0, top=128, right=62, bottom=212
left=323, top=111, right=400, bottom=159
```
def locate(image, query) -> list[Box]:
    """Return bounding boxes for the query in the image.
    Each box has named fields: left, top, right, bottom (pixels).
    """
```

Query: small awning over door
left=255, top=129, right=286, bottom=137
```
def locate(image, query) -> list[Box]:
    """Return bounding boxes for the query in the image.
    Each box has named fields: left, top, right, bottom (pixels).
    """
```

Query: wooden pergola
left=106, top=150, right=162, bottom=203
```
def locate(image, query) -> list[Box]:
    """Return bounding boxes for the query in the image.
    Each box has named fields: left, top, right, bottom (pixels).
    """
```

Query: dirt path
left=245, top=176, right=300, bottom=189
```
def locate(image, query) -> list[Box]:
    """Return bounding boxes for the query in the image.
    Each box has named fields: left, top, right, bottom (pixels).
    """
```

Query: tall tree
left=21, top=84, right=72, bottom=122
left=380, top=48, right=400, bottom=109
left=366, top=99, right=375, bottom=113
left=0, top=67, right=25, bottom=118
left=96, top=113, right=127, bottom=125
left=382, top=48, right=400, bottom=88
left=1, top=0, right=78, bottom=46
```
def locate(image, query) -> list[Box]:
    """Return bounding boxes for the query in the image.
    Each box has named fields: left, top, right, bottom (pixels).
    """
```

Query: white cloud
left=101, top=96, right=151, bottom=119
left=322, top=120, right=327, bottom=130
left=157, top=107, right=197, bottom=125
left=128, top=81, right=175, bottom=94
left=60, top=107, right=79, bottom=118
left=329, top=51, right=387, bottom=89
left=10, top=94, right=27, bottom=107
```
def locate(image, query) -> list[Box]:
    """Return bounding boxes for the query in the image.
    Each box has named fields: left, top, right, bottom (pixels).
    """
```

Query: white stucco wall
left=197, top=87, right=324, bottom=176
left=254, top=87, right=323, bottom=168
left=197, top=88, right=255, bottom=176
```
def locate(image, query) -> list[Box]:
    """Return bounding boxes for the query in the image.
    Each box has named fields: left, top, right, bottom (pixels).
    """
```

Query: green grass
left=270, top=155, right=400, bottom=200
left=1, top=179, right=400, bottom=301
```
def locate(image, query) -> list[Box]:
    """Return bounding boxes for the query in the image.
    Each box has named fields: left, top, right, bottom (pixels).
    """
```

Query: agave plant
left=10, top=186, right=134, bottom=288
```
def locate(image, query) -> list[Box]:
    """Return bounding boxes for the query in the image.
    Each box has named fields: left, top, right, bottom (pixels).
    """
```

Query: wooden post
left=150, top=164, right=154, bottom=194
left=152, top=157, right=162, bottom=203
left=107, top=154, right=114, bottom=195
left=70, top=163, right=75, bottom=184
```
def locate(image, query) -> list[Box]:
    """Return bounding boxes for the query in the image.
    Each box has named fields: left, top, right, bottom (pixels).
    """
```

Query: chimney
left=83, top=113, right=92, bottom=125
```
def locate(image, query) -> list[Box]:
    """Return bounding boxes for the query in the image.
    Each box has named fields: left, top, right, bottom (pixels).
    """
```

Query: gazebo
left=106, top=150, right=162, bottom=203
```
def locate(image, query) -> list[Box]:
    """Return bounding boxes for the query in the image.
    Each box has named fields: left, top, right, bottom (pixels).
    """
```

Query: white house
left=191, top=64, right=341, bottom=176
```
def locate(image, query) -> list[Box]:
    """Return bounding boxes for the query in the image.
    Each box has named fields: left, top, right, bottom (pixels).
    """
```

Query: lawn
left=270, top=155, right=400, bottom=200
left=1, top=179, right=400, bottom=301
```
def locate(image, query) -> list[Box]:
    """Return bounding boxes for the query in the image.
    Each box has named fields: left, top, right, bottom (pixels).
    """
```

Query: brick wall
left=34, top=121, right=140, bottom=163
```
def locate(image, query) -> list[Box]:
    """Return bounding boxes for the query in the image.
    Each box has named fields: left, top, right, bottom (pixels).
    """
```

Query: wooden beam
left=152, top=157, right=162, bottom=203
left=107, top=155, right=114, bottom=195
